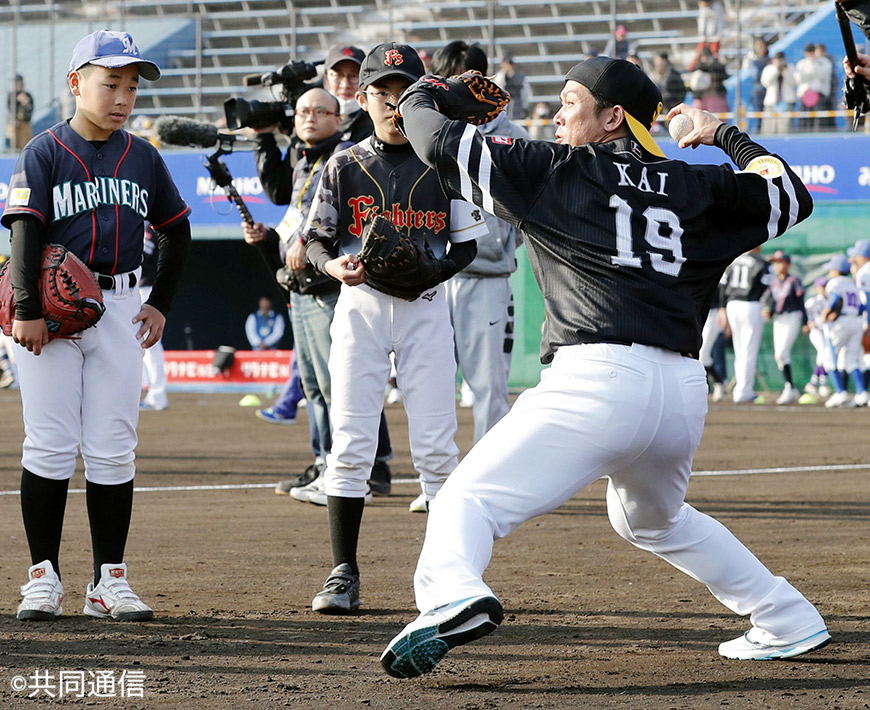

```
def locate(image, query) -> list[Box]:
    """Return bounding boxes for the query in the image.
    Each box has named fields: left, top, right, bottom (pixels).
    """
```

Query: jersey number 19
left=609, top=195, right=685, bottom=277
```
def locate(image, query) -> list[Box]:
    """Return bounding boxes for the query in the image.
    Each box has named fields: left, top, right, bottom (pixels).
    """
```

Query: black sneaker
left=370, top=460, right=392, bottom=496
left=380, top=595, right=503, bottom=677
left=312, top=563, right=360, bottom=614
left=275, top=462, right=321, bottom=495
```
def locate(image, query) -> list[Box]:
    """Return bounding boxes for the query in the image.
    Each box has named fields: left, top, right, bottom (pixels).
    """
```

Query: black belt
left=96, top=273, right=137, bottom=290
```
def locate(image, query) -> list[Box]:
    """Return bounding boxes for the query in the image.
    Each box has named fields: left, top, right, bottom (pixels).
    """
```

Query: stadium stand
left=0, top=0, right=834, bottom=134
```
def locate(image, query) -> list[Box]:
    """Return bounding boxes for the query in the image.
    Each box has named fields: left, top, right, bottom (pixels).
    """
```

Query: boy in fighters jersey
left=2, top=30, right=191, bottom=621
left=303, top=43, right=486, bottom=614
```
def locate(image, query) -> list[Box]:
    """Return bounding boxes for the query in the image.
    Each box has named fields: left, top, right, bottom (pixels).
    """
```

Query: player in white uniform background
left=139, top=225, right=168, bottom=410
left=847, top=239, right=870, bottom=389
left=821, top=254, right=868, bottom=408
left=303, top=43, right=487, bottom=614
left=430, top=41, right=529, bottom=445
left=802, top=277, right=832, bottom=398
left=721, top=247, right=770, bottom=404
left=760, top=250, right=805, bottom=405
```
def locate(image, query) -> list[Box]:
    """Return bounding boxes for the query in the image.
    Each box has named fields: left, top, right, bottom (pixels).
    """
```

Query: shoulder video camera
left=223, top=60, right=320, bottom=131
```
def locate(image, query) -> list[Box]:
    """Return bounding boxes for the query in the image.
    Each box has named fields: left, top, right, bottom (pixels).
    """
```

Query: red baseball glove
left=0, top=244, right=105, bottom=340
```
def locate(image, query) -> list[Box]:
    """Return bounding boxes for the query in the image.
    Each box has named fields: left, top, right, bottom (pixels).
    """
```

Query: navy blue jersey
left=2, top=121, right=190, bottom=274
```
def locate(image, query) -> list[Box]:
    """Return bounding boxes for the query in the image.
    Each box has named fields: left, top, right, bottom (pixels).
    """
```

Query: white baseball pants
left=414, top=343, right=826, bottom=646
left=446, top=276, right=512, bottom=444
left=139, top=285, right=168, bottom=408
left=16, top=279, right=144, bottom=484
left=699, top=308, right=723, bottom=370
left=325, top=283, right=459, bottom=500
left=824, top=314, right=865, bottom=372
left=772, top=311, right=803, bottom=369
left=725, top=300, right=764, bottom=403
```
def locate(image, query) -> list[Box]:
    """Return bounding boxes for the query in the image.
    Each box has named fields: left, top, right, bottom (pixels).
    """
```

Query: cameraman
left=255, top=45, right=372, bottom=204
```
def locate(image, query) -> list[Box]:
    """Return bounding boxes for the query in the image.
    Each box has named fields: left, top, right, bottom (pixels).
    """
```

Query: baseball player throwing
left=380, top=57, right=828, bottom=677
left=3, top=30, right=191, bottom=621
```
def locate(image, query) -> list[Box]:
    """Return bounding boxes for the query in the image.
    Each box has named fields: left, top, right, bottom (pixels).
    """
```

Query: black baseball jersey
left=2, top=121, right=190, bottom=274
left=721, top=251, right=770, bottom=303
left=402, top=98, right=812, bottom=362
left=304, top=136, right=486, bottom=270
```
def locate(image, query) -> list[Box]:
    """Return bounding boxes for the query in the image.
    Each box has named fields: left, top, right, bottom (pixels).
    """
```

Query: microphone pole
left=202, top=144, right=288, bottom=302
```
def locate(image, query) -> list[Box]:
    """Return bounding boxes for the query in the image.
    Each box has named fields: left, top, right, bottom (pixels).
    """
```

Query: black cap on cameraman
left=325, top=45, right=365, bottom=71
left=565, top=56, right=664, bottom=157
left=359, top=43, right=425, bottom=88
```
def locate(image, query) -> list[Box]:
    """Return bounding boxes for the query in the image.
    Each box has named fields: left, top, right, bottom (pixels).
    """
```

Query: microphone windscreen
left=154, top=116, right=219, bottom=147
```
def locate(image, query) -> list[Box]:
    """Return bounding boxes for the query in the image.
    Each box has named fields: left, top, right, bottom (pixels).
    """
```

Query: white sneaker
left=776, top=384, right=798, bottom=405
left=824, top=391, right=849, bottom=408
left=307, top=484, right=373, bottom=507
left=84, top=563, right=153, bottom=621
left=18, top=561, right=64, bottom=621
left=386, top=387, right=403, bottom=405
left=711, top=383, right=725, bottom=402
left=853, top=391, right=870, bottom=406
left=803, top=382, right=818, bottom=396
left=409, top=493, right=428, bottom=513
left=818, top=384, right=832, bottom=398
left=718, top=629, right=830, bottom=660
left=290, top=474, right=326, bottom=503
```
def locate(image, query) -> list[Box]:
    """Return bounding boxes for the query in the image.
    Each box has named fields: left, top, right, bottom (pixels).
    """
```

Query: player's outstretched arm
left=665, top=104, right=723, bottom=149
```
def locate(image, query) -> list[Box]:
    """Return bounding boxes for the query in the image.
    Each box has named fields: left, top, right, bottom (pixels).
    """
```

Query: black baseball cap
left=565, top=56, right=664, bottom=157
left=325, top=45, right=365, bottom=71
left=359, top=42, right=425, bottom=89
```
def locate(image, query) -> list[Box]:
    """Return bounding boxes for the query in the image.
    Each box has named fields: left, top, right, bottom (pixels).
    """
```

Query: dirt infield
left=0, top=389, right=867, bottom=709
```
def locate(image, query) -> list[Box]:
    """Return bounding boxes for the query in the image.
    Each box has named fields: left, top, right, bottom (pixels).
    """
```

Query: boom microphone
left=154, top=115, right=250, bottom=148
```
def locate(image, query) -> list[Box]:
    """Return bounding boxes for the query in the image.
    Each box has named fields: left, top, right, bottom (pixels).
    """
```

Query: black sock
left=327, top=495, right=365, bottom=576
left=86, top=479, right=134, bottom=586
left=782, top=364, right=793, bottom=386
left=20, top=468, right=69, bottom=580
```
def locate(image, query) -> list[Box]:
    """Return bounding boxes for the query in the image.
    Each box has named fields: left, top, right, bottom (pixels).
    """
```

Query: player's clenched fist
left=665, top=104, right=723, bottom=149
left=325, top=254, right=367, bottom=286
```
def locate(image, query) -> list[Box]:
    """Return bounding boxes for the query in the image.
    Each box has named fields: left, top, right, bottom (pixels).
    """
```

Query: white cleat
left=84, top=563, right=153, bottom=621
left=18, top=561, right=64, bottom=621
left=776, top=384, right=798, bottom=405
left=719, top=629, right=831, bottom=660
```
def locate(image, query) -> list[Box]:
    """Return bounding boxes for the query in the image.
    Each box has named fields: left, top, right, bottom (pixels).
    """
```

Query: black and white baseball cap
left=565, top=56, right=664, bottom=157
left=359, top=43, right=425, bottom=89
left=69, top=29, right=161, bottom=81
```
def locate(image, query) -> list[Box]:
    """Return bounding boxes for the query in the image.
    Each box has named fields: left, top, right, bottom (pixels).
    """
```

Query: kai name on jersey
left=614, top=163, right=670, bottom=197
left=52, top=177, right=149, bottom=221
left=348, top=195, right=447, bottom=238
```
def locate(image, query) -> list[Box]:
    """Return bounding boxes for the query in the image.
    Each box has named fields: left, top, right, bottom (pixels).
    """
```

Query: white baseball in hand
left=669, top=114, right=694, bottom=143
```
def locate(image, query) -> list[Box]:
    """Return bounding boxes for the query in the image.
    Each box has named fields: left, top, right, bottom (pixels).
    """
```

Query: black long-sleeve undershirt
left=8, top=215, right=191, bottom=320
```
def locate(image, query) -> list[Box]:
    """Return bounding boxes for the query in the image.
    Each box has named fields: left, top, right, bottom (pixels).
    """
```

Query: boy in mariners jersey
left=303, top=43, right=487, bottom=613
left=2, top=30, right=191, bottom=621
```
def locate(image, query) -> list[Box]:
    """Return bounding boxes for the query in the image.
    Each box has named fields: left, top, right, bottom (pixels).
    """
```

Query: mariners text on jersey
left=53, top=177, right=149, bottom=221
